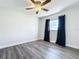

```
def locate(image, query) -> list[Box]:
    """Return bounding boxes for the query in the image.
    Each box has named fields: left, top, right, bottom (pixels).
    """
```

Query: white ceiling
left=25, top=0, right=79, bottom=17
left=0, top=0, right=79, bottom=17
left=36, top=0, right=79, bottom=17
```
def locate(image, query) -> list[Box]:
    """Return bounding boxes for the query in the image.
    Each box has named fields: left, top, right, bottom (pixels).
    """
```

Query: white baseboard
left=66, top=44, right=79, bottom=49
left=0, top=39, right=38, bottom=49
left=51, top=41, right=79, bottom=49
left=2, top=39, right=79, bottom=50
left=50, top=40, right=56, bottom=43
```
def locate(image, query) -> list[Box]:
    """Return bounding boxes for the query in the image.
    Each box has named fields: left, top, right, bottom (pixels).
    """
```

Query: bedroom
left=0, top=0, right=79, bottom=59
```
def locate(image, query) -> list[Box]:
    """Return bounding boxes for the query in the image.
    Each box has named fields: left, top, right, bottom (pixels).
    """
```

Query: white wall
left=38, top=2, right=79, bottom=49
left=0, top=0, right=38, bottom=49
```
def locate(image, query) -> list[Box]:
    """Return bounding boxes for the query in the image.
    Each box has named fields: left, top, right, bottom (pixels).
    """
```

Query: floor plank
left=0, top=40, right=79, bottom=59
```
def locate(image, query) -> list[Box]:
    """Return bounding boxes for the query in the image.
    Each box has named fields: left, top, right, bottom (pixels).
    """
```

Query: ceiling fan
left=26, top=0, right=51, bottom=14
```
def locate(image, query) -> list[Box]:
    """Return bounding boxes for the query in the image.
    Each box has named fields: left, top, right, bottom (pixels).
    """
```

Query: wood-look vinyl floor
left=0, top=40, right=79, bottom=59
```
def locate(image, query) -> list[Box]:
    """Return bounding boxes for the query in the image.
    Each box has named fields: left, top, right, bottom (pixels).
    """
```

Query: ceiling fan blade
left=36, top=11, right=39, bottom=14
left=41, top=0, right=51, bottom=6
left=26, top=7, right=34, bottom=10
left=30, top=0, right=35, bottom=4
left=42, top=8, right=49, bottom=12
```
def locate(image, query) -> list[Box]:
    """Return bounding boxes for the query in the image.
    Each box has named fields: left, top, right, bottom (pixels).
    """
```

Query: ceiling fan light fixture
left=26, top=0, right=51, bottom=14
left=35, top=5, right=42, bottom=11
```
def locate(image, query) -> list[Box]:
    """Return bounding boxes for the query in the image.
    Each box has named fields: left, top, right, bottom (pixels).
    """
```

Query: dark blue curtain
left=44, top=19, right=50, bottom=42
left=56, top=15, right=66, bottom=47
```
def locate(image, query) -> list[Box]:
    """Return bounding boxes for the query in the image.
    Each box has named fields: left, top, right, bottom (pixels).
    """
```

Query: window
left=50, top=18, right=59, bottom=30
